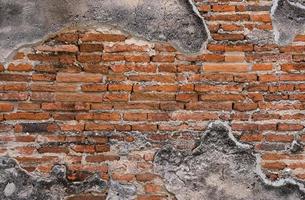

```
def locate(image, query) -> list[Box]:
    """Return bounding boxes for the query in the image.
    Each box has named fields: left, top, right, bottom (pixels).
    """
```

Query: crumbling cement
left=0, top=157, right=107, bottom=200
left=106, top=181, right=137, bottom=200
left=154, top=122, right=305, bottom=200
left=271, top=0, right=305, bottom=45
left=0, top=0, right=209, bottom=62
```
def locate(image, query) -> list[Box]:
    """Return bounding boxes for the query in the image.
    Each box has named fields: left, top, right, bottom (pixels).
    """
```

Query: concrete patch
left=271, top=0, right=305, bottom=45
left=0, top=0, right=209, bottom=62
left=0, top=157, right=107, bottom=200
left=154, top=122, right=305, bottom=200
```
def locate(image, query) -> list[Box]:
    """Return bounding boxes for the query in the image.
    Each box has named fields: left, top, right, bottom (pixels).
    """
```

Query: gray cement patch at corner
left=271, top=0, right=305, bottom=45
left=154, top=122, right=305, bottom=200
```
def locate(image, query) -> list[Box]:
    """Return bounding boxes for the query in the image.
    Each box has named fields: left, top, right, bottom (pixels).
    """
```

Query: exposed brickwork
left=1, top=0, right=305, bottom=199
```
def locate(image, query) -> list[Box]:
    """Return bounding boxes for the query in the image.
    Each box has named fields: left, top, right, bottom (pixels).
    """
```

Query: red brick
left=18, top=103, right=40, bottom=111
left=186, top=102, right=232, bottom=111
left=0, top=74, right=30, bottom=82
left=240, top=134, right=263, bottom=142
left=176, top=93, right=198, bottom=102
left=148, top=113, right=170, bottom=121
left=105, top=44, right=149, bottom=52
left=125, top=54, right=150, bottom=62
left=83, top=64, right=109, bottom=74
left=60, top=123, right=85, bottom=132
left=152, top=55, right=175, bottom=63
left=56, top=32, right=79, bottom=43
left=155, top=43, right=176, bottom=52
left=4, top=112, right=50, bottom=120
left=212, top=5, right=235, bottom=12
left=81, top=84, right=107, bottom=92
left=112, top=173, right=135, bottom=182
left=35, top=45, right=78, bottom=52
left=265, top=134, right=294, bottom=142
left=137, top=195, right=166, bottom=200
left=250, top=14, right=271, bottom=23
left=132, top=124, right=157, bottom=132
left=102, top=54, right=125, bottom=62
left=0, top=103, right=14, bottom=112
left=80, top=33, right=126, bottom=42
left=76, top=113, right=120, bottom=121
left=56, top=93, right=103, bottom=102
left=38, top=146, right=69, bottom=154
left=205, top=14, right=250, bottom=21
left=71, top=145, right=95, bottom=153
left=95, top=144, right=110, bottom=152
left=77, top=54, right=102, bottom=63
left=123, top=113, right=147, bottom=121
left=136, top=173, right=158, bottom=182
left=233, top=103, right=257, bottom=111
left=133, top=85, right=178, bottom=92
left=0, top=93, right=28, bottom=101
left=278, top=124, right=304, bottom=131
left=108, top=84, right=132, bottom=91
left=203, top=63, right=249, bottom=72
left=57, top=73, right=102, bottom=83
left=131, top=93, right=175, bottom=101
left=145, top=183, right=163, bottom=193
left=212, top=33, right=245, bottom=41
left=85, top=123, right=114, bottom=131
left=200, top=94, right=245, bottom=101
left=86, top=154, right=120, bottom=162
left=171, top=112, right=218, bottom=121
left=7, top=63, right=32, bottom=72
left=262, top=162, right=287, bottom=170
left=79, top=44, right=103, bottom=52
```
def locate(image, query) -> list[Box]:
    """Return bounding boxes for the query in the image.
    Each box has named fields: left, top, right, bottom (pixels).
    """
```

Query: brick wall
left=1, top=0, right=305, bottom=199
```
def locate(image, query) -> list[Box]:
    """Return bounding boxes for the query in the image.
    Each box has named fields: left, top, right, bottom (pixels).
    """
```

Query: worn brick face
left=2, top=2, right=305, bottom=199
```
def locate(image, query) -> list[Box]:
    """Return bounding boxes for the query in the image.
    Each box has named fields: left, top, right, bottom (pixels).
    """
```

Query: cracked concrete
left=271, top=0, right=305, bottom=45
left=0, top=0, right=209, bottom=62
left=153, top=122, right=305, bottom=200
left=0, top=157, right=107, bottom=200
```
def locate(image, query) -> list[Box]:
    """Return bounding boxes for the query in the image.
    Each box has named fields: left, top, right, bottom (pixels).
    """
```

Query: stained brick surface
left=1, top=1, right=305, bottom=199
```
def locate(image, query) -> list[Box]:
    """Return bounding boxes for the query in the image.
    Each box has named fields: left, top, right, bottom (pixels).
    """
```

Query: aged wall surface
left=1, top=0, right=305, bottom=199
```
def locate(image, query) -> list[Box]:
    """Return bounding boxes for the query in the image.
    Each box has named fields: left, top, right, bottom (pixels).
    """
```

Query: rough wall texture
left=2, top=0, right=305, bottom=199
left=0, top=0, right=208, bottom=62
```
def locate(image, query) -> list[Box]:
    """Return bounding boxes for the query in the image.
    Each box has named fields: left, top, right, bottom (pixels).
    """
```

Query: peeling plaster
left=271, top=0, right=305, bottom=45
left=0, top=0, right=209, bottom=63
left=0, top=157, right=107, bottom=200
left=154, top=122, right=305, bottom=200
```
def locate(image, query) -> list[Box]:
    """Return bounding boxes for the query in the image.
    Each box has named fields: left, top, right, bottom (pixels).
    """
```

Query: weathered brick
left=35, top=45, right=78, bottom=52
left=80, top=33, right=126, bottom=42
left=0, top=103, right=14, bottom=112
left=79, top=43, right=104, bottom=52
left=86, top=154, right=120, bottom=162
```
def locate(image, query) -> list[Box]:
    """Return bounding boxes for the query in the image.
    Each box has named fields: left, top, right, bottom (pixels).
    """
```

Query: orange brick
left=80, top=33, right=126, bottom=42
left=7, top=63, right=32, bottom=71
left=250, top=14, right=271, bottom=23
left=35, top=45, right=78, bottom=52
left=212, top=5, right=235, bottom=12
left=262, top=162, right=287, bottom=170
left=57, top=73, right=102, bottom=83
left=203, top=63, right=249, bottom=72
left=0, top=103, right=14, bottom=112
left=123, top=113, right=147, bottom=121
left=152, top=55, right=175, bottom=63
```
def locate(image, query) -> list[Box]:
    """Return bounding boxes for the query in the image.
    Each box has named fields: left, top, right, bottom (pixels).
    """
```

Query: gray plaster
left=0, top=157, right=107, bottom=200
left=106, top=181, right=137, bottom=200
left=154, top=123, right=305, bottom=200
left=271, top=0, right=305, bottom=45
left=0, top=0, right=209, bottom=63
